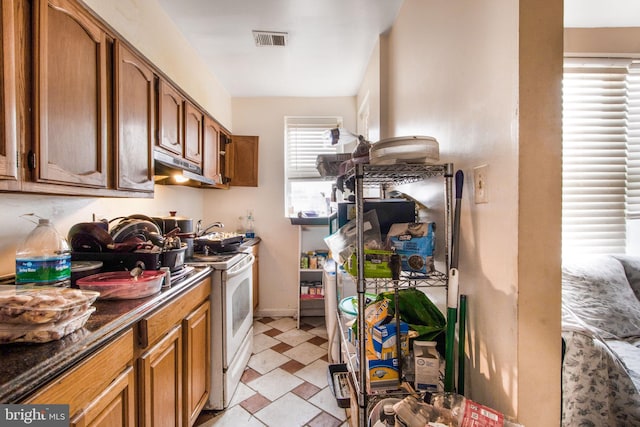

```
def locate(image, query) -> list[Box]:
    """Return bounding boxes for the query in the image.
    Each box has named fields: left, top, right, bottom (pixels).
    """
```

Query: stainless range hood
left=153, top=150, right=216, bottom=185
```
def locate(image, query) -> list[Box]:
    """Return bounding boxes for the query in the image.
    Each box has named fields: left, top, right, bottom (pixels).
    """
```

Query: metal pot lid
left=71, top=260, right=103, bottom=272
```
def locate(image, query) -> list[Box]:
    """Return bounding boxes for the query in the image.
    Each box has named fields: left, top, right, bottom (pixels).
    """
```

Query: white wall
left=201, top=97, right=356, bottom=317
left=358, top=1, right=563, bottom=426
left=83, top=0, right=232, bottom=128
left=0, top=186, right=203, bottom=275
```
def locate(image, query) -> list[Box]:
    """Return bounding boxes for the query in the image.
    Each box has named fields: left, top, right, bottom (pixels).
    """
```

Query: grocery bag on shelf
left=376, top=288, right=446, bottom=343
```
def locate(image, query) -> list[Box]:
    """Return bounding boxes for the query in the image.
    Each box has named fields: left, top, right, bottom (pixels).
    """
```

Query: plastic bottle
left=16, top=218, right=71, bottom=287
left=245, top=210, right=255, bottom=238
left=382, top=404, right=396, bottom=426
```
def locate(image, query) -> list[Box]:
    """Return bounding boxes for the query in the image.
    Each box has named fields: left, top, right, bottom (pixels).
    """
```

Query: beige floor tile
left=248, top=348, right=291, bottom=375
left=202, top=405, right=265, bottom=427
left=294, top=358, right=330, bottom=388
left=247, top=368, right=304, bottom=401
left=309, top=386, right=347, bottom=421
left=283, top=341, right=326, bottom=365
left=275, top=327, right=315, bottom=347
left=253, top=333, right=280, bottom=354
left=307, top=326, right=329, bottom=339
left=254, top=392, right=322, bottom=427
left=267, top=317, right=298, bottom=332
left=228, top=382, right=257, bottom=408
left=253, top=321, right=272, bottom=335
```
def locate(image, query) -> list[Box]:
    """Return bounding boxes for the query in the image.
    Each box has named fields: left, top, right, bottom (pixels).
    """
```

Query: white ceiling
left=156, top=0, right=404, bottom=98
left=156, top=0, right=640, bottom=98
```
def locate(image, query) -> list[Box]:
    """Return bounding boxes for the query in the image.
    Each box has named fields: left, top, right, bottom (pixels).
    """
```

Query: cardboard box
left=367, top=357, right=401, bottom=390
left=414, top=340, right=442, bottom=392
left=372, top=320, right=409, bottom=360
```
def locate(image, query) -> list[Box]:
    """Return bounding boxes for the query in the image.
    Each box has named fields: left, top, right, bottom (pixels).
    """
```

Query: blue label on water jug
left=16, top=256, right=71, bottom=284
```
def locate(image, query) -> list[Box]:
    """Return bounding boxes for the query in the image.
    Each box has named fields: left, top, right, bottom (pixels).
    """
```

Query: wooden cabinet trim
left=183, top=300, right=211, bottom=426
left=138, top=277, right=211, bottom=349
left=24, top=329, right=134, bottom=416
left=70, top=365, right=136, bottom=427
left=114, top=40, right=154, bottom=192
left=139, top=325, right=183, bottom=427
left=184, top=101, right=203, bottom=165
left=33, top=0, right=109, bottom=188
left=0, top=0, right=18, bottom=181
left=157, top=79, right=184, bottom=156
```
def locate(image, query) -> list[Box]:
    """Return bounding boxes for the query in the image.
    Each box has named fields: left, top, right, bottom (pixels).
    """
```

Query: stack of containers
left=0, top=287, right=99, bottom=344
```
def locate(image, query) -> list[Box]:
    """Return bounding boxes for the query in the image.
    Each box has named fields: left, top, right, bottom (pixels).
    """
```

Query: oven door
left=223, top=253, right=255, bottom=367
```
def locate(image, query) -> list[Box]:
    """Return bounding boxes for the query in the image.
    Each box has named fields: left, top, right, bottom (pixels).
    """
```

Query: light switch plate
left=474, top=165, right=488, bottom=204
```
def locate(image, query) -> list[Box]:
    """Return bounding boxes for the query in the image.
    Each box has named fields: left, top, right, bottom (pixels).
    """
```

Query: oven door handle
left=225, top=253, right=255, bottom=279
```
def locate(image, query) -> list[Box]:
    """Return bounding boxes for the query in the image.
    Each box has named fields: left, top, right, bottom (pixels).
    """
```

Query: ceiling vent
left=252, top=30, right=288, bottom=47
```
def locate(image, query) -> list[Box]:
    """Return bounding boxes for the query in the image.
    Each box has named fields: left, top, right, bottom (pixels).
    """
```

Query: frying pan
left=68, top=222, right=115, bottom=252
left=109, top=217, right=162, bottom=244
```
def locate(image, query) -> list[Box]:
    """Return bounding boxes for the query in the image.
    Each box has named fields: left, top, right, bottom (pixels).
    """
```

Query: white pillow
left=563, top=255, right=640, bottom=338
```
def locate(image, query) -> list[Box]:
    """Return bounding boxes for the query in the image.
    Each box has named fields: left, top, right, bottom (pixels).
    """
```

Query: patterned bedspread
left=562, top=255, right=640, bottom=427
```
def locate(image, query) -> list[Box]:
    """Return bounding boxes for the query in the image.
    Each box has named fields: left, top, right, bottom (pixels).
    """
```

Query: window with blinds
left=284, top=116, right=342, bottom=217
left=562, top=58, right=640, bottom=256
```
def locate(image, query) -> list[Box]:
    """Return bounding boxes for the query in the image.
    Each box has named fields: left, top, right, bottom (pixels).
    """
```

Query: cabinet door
left=158, top=79, right=184, bottom=156
left=228, top=135, right=259, bottom=187
left=184, top=101, right=203, bottom=166
left=0, top=0, right=17, bottom=182
left=33, top=0, right=108, bottom=187
left=202, top=115, right=219, bottom=183
left=114, top=41, right=154, bottom=192
left=70, top=366, right=136, bottom=427
left=182, top=301, right=210, bottom=427
left=24, top=330, right=134, bottom=419
left=139, top=325, right=183, bottom=427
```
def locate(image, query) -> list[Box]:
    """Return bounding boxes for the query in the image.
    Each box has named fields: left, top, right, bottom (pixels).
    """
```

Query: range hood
left=153, top=149, right=216, bottom=185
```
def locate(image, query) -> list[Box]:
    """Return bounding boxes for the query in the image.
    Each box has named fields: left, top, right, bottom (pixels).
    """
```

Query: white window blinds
left=285, top=116, right=341, bottom=180
left=562, top=58, right=640, bottom=256
left=627, top=63, right=640, bottom=219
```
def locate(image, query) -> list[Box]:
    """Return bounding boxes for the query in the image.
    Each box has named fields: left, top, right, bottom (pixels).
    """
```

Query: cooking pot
left=152, top=212, right=194, bottom=234
left=161, top=246, right=187, bottom=272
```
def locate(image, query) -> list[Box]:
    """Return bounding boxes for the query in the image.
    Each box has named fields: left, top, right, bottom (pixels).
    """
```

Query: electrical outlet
left=474, top=165, right=488, bottom=204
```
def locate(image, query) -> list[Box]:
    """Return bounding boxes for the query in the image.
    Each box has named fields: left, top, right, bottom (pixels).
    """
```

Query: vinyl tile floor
left=195, top=316, right=349, bottom=427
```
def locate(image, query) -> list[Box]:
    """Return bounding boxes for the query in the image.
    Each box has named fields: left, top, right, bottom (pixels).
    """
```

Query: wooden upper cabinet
left=114, top=41, right=154, bottom=192
left=158, top=79, right=184, bottom=156
left=228, top=135, right=259, bottom=187
left=33, top=0, right=108, bottom=188
left=202, top=115, right=220, bottom=184
left=0, top=0, right=18, bottom=182
left=184, top=101, right=203, bottom=166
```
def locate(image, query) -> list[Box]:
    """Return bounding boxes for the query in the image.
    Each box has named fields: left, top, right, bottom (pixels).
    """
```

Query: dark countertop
left=0, top=266, right=211, bottom=403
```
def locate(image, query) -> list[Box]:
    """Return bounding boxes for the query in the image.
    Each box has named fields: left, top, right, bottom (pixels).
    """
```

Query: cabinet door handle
left=27, top=150, right=36, bottom=171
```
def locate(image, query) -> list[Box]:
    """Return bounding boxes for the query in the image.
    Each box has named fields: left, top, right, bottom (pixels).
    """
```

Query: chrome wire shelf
left=361, top=270, right=448, bottom=292
left=345, top=163, right=450, bottom=188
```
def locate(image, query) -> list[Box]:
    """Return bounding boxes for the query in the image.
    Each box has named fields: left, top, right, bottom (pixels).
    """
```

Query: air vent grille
left=253, top=31, right=288, bottom=47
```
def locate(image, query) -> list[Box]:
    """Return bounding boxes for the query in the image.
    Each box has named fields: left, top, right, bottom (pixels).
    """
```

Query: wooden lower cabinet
left=137, top=277, right=212, bottom=427
left=23, top=277, right=212, bottom=427
left=183, top=301, right=211, bottom=426
left=139, top=325, right=183, bottom=427
left=24, top=330, right=135, bottom=426
left=71, top=366, right=136, bottom=427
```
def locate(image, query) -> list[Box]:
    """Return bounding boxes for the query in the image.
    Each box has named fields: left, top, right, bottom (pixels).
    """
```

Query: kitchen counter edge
left=0, top=266, right=212, bottom=403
